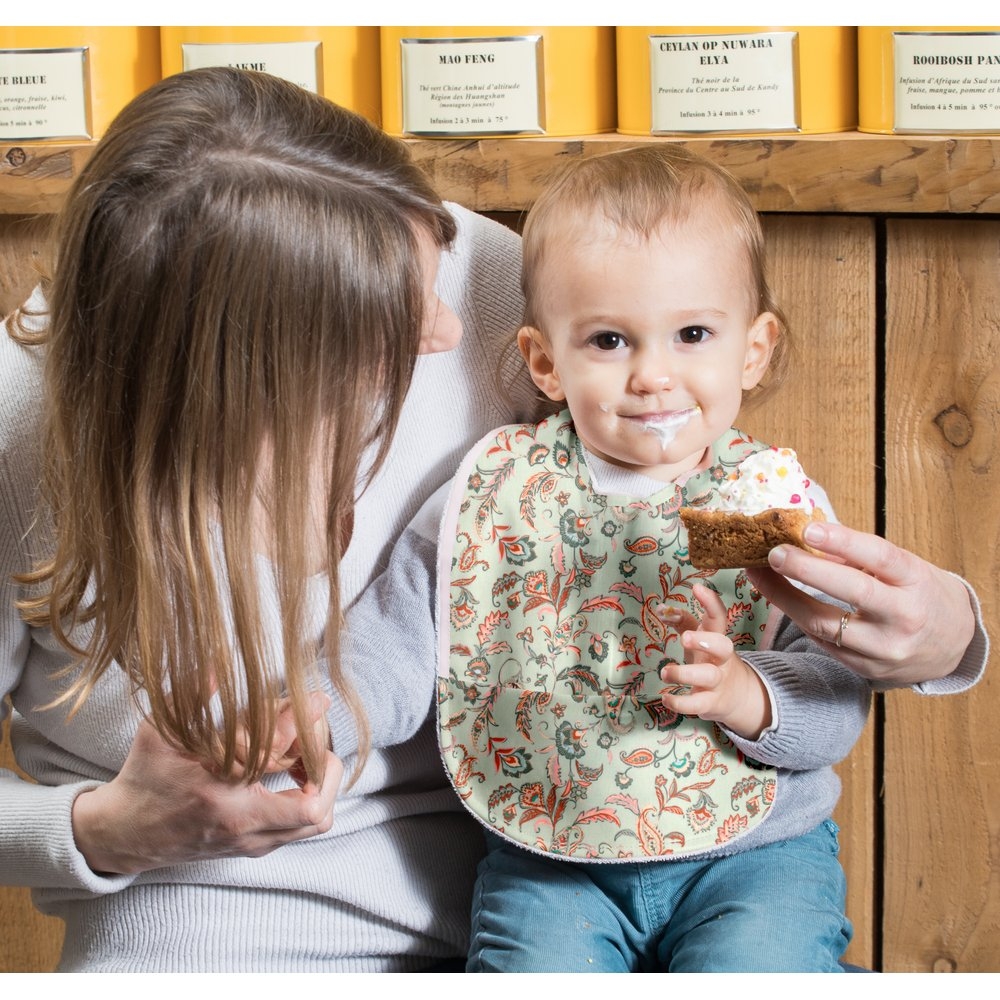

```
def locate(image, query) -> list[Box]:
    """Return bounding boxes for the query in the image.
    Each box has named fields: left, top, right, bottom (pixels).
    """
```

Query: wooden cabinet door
left=0, top=214, right=51, bottom=320
left=742, top=215, right=878, bottom=967
left=883, top=219, right=1000, bottom=972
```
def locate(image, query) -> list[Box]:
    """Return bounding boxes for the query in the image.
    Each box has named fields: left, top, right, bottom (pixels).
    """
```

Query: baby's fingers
left=655, top=603, right=699, bottom=634
left=691, top=583, right=729, bottom=636
left=681, top=626, right=733, bottom=666
left=661, top=659, right=723, bottom=692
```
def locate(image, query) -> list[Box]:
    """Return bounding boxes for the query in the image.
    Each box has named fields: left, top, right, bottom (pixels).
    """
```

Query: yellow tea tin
left=160, top=26, right=381, bottom=123
left=859, top=26, right=1000, bottom=133
left=380, top=26, right=615, bottom=137
left=617, top=26, right=856, bottom=136
left=0, top=26, right=160, bottom=140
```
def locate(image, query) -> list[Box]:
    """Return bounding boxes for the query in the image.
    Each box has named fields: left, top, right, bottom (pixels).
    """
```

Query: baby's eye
left=590, top=331, right=627, bottom=351
left=677, top=326, right=711, bottom=345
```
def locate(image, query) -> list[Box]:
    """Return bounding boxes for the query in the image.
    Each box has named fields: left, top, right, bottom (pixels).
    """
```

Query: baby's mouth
left=628, top=406, right=701, bottom=448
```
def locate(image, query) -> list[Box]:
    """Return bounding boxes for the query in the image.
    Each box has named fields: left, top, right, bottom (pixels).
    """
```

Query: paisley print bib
left=437, top=411, right=777, bottom=861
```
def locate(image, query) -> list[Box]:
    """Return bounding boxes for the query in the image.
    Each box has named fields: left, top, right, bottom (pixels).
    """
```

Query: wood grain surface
left=742, top=216, right=878, bottom=968
left=8, top=133, right=1000, bottom=215
left=413, top=133, right=1000, bottom=214
left=883, top=219, right=1000, bottom=972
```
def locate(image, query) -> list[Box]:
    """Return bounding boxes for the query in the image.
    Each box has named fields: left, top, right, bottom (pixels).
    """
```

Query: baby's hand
left=659, top=583, right=771, bottom=740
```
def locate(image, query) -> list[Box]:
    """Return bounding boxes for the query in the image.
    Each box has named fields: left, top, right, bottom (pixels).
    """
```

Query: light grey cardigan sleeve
left=327, top=488, right=445, bottom=760
left=727, top=614, right=874, bottom=772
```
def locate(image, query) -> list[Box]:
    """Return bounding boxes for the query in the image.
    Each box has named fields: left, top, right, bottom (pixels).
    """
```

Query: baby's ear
left=741, top=312, right=779, bottom=391
left=517, top=326, right=566, bottom=401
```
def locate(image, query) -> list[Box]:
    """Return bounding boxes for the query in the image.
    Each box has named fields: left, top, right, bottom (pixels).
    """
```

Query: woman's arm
left=747, top=520, right=988, bottom=691
left=328, top=487, right=444, bottom=759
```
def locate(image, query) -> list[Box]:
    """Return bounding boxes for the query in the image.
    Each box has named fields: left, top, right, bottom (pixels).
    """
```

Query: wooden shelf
left=411, top=132, right=1000, bottom=215
left=0, top=142, right=91, bottom=215
left=5, top=131, right=1000, bottom=215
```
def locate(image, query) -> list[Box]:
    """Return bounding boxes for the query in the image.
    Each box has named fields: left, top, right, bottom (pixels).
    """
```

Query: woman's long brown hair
left=14, top=67, right=455, bottom=785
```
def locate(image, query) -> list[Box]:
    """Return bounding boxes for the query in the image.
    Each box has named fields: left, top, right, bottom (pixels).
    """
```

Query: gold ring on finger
left=835, top=610, right=853, bottom=648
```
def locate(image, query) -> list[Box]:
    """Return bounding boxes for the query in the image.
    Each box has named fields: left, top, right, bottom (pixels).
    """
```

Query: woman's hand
left=71, top=693, right=342, bottom=876
left=659, top=584, right=771, bottom=741
left=747, top=520, right=976, bottom=687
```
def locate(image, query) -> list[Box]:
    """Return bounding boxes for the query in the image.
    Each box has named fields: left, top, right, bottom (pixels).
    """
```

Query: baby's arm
left=731, top=612, right=872, bottom=769
left=659, top=583, right=772, bottom=740
left=662, top=587, right=873, bottom=768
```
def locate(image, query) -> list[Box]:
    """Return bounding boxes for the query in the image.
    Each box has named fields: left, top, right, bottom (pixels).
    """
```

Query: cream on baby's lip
left=628, top=406, right=701, bottom=448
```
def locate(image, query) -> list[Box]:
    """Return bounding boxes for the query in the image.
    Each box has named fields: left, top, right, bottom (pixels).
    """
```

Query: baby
left=436, top=145, right=870, bottom=972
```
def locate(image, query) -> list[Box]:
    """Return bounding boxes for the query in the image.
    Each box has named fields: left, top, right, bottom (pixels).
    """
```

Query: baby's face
left=521, top=211, right=775, bottom=483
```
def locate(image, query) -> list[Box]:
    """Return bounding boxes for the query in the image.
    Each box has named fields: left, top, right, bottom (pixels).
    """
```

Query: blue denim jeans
left=467, top=820, right=852, bottom=973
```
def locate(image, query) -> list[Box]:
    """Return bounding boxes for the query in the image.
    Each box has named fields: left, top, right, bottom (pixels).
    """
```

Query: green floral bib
left=437, top=411, right=776, bottom=860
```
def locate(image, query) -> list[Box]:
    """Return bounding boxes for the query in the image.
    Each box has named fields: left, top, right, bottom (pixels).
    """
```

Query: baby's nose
left=630, top=365, right=671, bottom=396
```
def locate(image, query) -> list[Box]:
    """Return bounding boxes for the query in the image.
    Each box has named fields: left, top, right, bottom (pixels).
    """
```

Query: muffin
left=681, top=447, right=826, bottom=569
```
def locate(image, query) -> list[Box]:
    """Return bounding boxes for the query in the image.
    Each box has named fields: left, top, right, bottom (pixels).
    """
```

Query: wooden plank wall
left=883, top=219, right=1000, bottom=971
left=746, top=216, right=878, bottom=968
left=0, top=211, right=996, bottom=973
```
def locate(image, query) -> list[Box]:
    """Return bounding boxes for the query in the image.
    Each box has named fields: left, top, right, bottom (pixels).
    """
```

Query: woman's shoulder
left=444, top=200, right=521, bottom=253
left=439, top=202, right=522, bottom=301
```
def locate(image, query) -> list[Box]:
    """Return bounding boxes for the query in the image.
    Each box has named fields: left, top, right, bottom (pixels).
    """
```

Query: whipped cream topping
left=637, top=406, right=700, bottom=449
left=715, top=447, right=816, bottom=514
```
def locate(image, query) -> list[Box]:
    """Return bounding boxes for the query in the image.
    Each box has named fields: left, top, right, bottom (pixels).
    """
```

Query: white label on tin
left=649, top=31, right=798, bottom=134
left=181, top=42, right=321, bottom=93
left=0, top=48, right=90, bottom=140
left=400, top=36, right=544, bottom=135
left=893, top=32, right=1000, bottom=132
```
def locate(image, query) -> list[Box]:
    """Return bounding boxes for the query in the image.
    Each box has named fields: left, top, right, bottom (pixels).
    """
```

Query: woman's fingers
left=748, top=519, right=976, bottom=684
left=764, top=544, right=884, bottom=620
left=72, top=721, right=344, bottom=875
left=796, top=520, right=916, bottom=586
left=263, top=692, right=332, bottom=776
left=263, top=751, right=343, bottom=831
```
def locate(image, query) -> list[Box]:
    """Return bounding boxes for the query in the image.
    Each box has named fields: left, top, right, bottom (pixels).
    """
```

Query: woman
left=0, top=67, right=506, bottom=971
